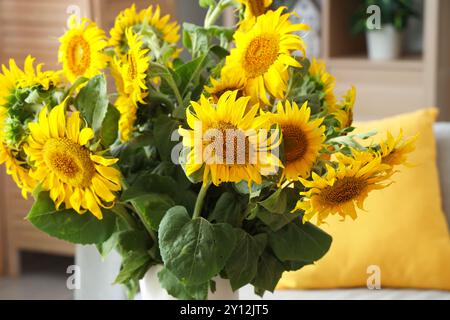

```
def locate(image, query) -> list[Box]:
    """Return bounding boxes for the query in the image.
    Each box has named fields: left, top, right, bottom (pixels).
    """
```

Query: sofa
left=75, top=123, right=450, bottom=300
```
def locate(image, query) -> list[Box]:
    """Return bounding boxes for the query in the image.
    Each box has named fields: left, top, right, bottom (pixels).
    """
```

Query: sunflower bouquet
left=0, top=0, right=415, bottom=299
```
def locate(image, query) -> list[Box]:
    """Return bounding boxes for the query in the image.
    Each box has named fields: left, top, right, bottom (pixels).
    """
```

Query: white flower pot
left=366, top=24, right=402, bottom=61
left=139, top=265, right=239, bottom=300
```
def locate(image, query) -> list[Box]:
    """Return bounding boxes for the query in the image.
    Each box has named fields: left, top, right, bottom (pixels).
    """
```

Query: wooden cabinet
left=0, top=0, right=175, bottom=276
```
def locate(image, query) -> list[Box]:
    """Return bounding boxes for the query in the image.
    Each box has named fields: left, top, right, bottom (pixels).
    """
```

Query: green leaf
left=225, top=230, right=265, bottom=291
left=153, top=114, right=180, bottom=160
left=327, top=135, right=367, bottom=151
left=121, top=173, right=196, bottom=215
left=96, top=232, right=120, bottom=258
left=159, top=206, right=237, bottom=285
left=259, top=189, right=288, bottom=214
left=158, top=267, right=209, bottom=300
left=251, top=252, right=285, bottom=294
left=75, top=75, right=109, bottom=133
left=208, top=192, right=245, bottom=227
left=234, top=180, right=271, bottom=198
left=99, top=104, right=120, bottom=147
left=122, top=173, right=195, bottom=213
left=27, top=192, right=116, bottom=245
left=114, top=251, right=152, bottom=285
left=282, top=260, right=311, bottom=272
left=175, top=49, right=220, bottom=98
left=116, top=230, right=152, bottom=255
left=122, top=174, right=179, bottom=201
left=147, top=62, right=182, bottom=104
left=268, top=221, right=332, bottom=263
left=97, top=211, right=134, bottom=256
left=256, top=206, right=301, bottom=232
left=183, top=23, right=210, bottom=57
left=256, top=188, right=303, bottom=231
left=132, top=194, right=175, bottom=231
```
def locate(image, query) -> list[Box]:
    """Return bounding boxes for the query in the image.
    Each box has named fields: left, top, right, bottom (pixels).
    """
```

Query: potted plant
left=352, top=0, right=418, bottom=61
left=0, top=0, right=415, bottom=300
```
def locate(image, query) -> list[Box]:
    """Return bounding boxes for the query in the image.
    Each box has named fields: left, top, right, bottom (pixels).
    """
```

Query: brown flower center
left=282, top=124, right=309, bottom=163
left=66, top=35, right=90, bottom=76
left=43, top=138, right=96, bottom=187
left=244, top=34, right=279, bottom=78
left=206, top=122, right=252, bottom=164
left=320, top=177, right=367, bottom=205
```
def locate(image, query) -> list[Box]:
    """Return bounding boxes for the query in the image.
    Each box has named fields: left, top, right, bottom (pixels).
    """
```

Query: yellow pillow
left=278, top=108, right=450, bottom=291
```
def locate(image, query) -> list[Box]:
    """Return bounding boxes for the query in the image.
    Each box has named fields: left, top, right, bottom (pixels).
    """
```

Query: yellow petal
left=79, top=128, right=94, bottom=145
left=90, top=154, right=119, bottom=166
left=85, top=188, right=103, bottom=219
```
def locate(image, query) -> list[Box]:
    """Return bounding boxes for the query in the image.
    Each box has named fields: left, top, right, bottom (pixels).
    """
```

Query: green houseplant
left=352, top=0, right=419, bottom=60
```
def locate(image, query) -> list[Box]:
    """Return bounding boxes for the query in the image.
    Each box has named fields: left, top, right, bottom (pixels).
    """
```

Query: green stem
left=112, top=204, right=138, bottom=230
left=204, top=0, right=234, bottom=28
left=193, top=182, right=211, bottom=219
left=149, top=62, right=184, bottom=107
left=165, top=74, right=184, bottom=108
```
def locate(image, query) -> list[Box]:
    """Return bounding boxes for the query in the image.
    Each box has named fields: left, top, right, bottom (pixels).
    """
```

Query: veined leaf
left=225, top=230, right=266, bottom=291
left=75, top=75, right=109, bottom=133
left=158, top=267, right=209, bottom=300
left=268, top=221, right=332, bottom=263
left=27, top=192, right=116, bottom=245
left=159, top=206, right=236, bottom=285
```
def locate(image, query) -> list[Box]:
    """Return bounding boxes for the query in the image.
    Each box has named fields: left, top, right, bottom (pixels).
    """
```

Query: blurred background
left=0, top=0, right=449, bottom=299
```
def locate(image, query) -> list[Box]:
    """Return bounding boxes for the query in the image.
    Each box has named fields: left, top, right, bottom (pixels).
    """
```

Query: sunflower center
left=66, top=35, right=90, bottom=75
left=320, top=177, right=367, bottom=205
left=282, top=124, right=309, bottom=163
left=244, top=34, right=280, bottom=78
left=43, top=138, right=96, bottom=187
left=207, top=122, right=251, bottom=164
left=127, top=53, right=138, bottom=80
left=247, top=0, right=266, bottom=17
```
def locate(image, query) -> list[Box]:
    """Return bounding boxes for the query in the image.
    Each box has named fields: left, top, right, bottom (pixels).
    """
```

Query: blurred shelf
left=328, top=55, right=424, bottom=72
left=321, top=0, right=450, bottom=121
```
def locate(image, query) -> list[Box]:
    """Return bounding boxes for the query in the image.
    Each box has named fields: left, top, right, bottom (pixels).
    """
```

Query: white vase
left=366, top=24, right=402, bottom=61
left=139, top=265, right=239, bottom=300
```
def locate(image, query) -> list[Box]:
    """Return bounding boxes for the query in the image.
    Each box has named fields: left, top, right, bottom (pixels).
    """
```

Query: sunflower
left=179, top=91, right=282, bottom=186
left=333, top=86, right=356, bottom=129
left=0, top=56, right=61, bottom=197
left=268, top=101, right=325, bottom=181
left=116, top=95, right=137, bottom=143
left=24, top=101, right=122, bottom=219
left=378, top=130, right=417, bottom=168
left=205, top=73, right=246, bottom=103
left=110, top=56, right=137, bottom=142
left=237, top=0, right=273, bottom=21
left=0, top=56, right=60, bottom=107
left=110, top=4, right=180, bottom=55
left=120, top=28, right=149, bottom=105
left=58, top=15, right=108, bottom=83
left=0, top=107, right=36, bottom=197
left=222, top=8, right=309, bottom=105
left=309, top=58, right=336, bottom=111
left=295, top=153, right=392, bottom=224
left=17, top=56, right=61, bottom=91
